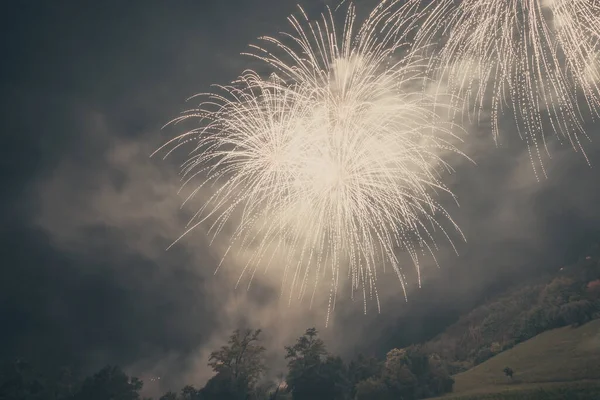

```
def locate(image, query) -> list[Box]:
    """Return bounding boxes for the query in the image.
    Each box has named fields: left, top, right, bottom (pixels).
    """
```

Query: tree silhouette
left=354, top=378, right=392, bottom=400
left=73, top=365, right=143, bottom=400
left=503, top=367, right=514, bottom=380
left=0, top=359, right=48, bottom=400
left=284, top=328, right=349, bottom=400
left=159, top=391, right=178, bottom=400
left=180, top=384, right=202, bottom=399
left=203, top=328, right=267, bottom=400
left=348, top=354, right=381, bottom=388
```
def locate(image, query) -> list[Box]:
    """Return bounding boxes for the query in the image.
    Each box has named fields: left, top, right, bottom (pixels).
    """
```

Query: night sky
left=2, top=1, right=600, bottom=397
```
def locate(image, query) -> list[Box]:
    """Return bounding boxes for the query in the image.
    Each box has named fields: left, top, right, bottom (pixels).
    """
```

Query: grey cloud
left=32, top=108, right=357, bottom=396
left=4, top=1, right=600, bottom=399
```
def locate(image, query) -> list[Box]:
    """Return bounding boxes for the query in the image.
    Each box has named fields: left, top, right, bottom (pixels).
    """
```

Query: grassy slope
left=443, top=319, right=600, bottom=398
left=422, top=251, right=600, bottom=374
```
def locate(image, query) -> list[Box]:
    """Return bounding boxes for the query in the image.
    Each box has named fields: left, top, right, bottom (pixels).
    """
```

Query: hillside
left=443, top=319, right=600, bottom=398
left=421, top=244, right=600, bottom=373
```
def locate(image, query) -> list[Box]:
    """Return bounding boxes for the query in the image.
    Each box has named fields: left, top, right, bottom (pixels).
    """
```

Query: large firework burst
left=156, top=3, right=467, bottom=322
left=386, top=0, right=600, bottom=179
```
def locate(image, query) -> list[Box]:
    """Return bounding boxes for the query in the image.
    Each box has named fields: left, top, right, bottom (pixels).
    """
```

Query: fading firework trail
left=386, top=0, right=600, bottom=179
left=156, top=3, right=467, bottom=323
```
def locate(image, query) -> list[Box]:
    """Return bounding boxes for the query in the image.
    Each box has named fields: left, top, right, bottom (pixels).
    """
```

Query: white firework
left=156, top=2, right=468, bottom=323
left=385, top=0, right=600, bottom=179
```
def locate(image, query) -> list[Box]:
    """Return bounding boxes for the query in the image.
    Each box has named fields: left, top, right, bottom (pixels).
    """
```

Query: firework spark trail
left=385, top=0, right=600, bottom=179
left=155, top=3, right=468, bottom=324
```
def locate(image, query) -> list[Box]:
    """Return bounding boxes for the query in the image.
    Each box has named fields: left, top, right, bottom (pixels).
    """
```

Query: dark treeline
left=3, top=250, right=599, bottom=400
left=0, top=327, right=454, bottom=400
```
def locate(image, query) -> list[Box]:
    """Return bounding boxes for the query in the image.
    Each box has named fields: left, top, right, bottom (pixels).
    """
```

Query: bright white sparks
left=156, top=3, right=468, bottom=323
left=387, top=0, right=600, bottom=179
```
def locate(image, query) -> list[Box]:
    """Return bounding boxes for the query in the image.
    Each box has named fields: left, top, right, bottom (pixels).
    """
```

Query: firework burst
left=156, top=3, right=468, bottom=323
left=386, top=0, right=600, bottom=179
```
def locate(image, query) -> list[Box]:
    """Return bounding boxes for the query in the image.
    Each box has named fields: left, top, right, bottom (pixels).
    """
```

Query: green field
left=442, top=381, right=600, bottom=399
left=441, top=319, right=600, bottom=399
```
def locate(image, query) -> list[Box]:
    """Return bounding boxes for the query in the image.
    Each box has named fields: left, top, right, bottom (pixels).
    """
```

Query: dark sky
left=2, top=0, right=600, bottom=397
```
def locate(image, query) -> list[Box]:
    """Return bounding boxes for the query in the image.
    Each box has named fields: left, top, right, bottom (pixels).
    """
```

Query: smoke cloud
left=4, top=1, right=600, bottom=399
